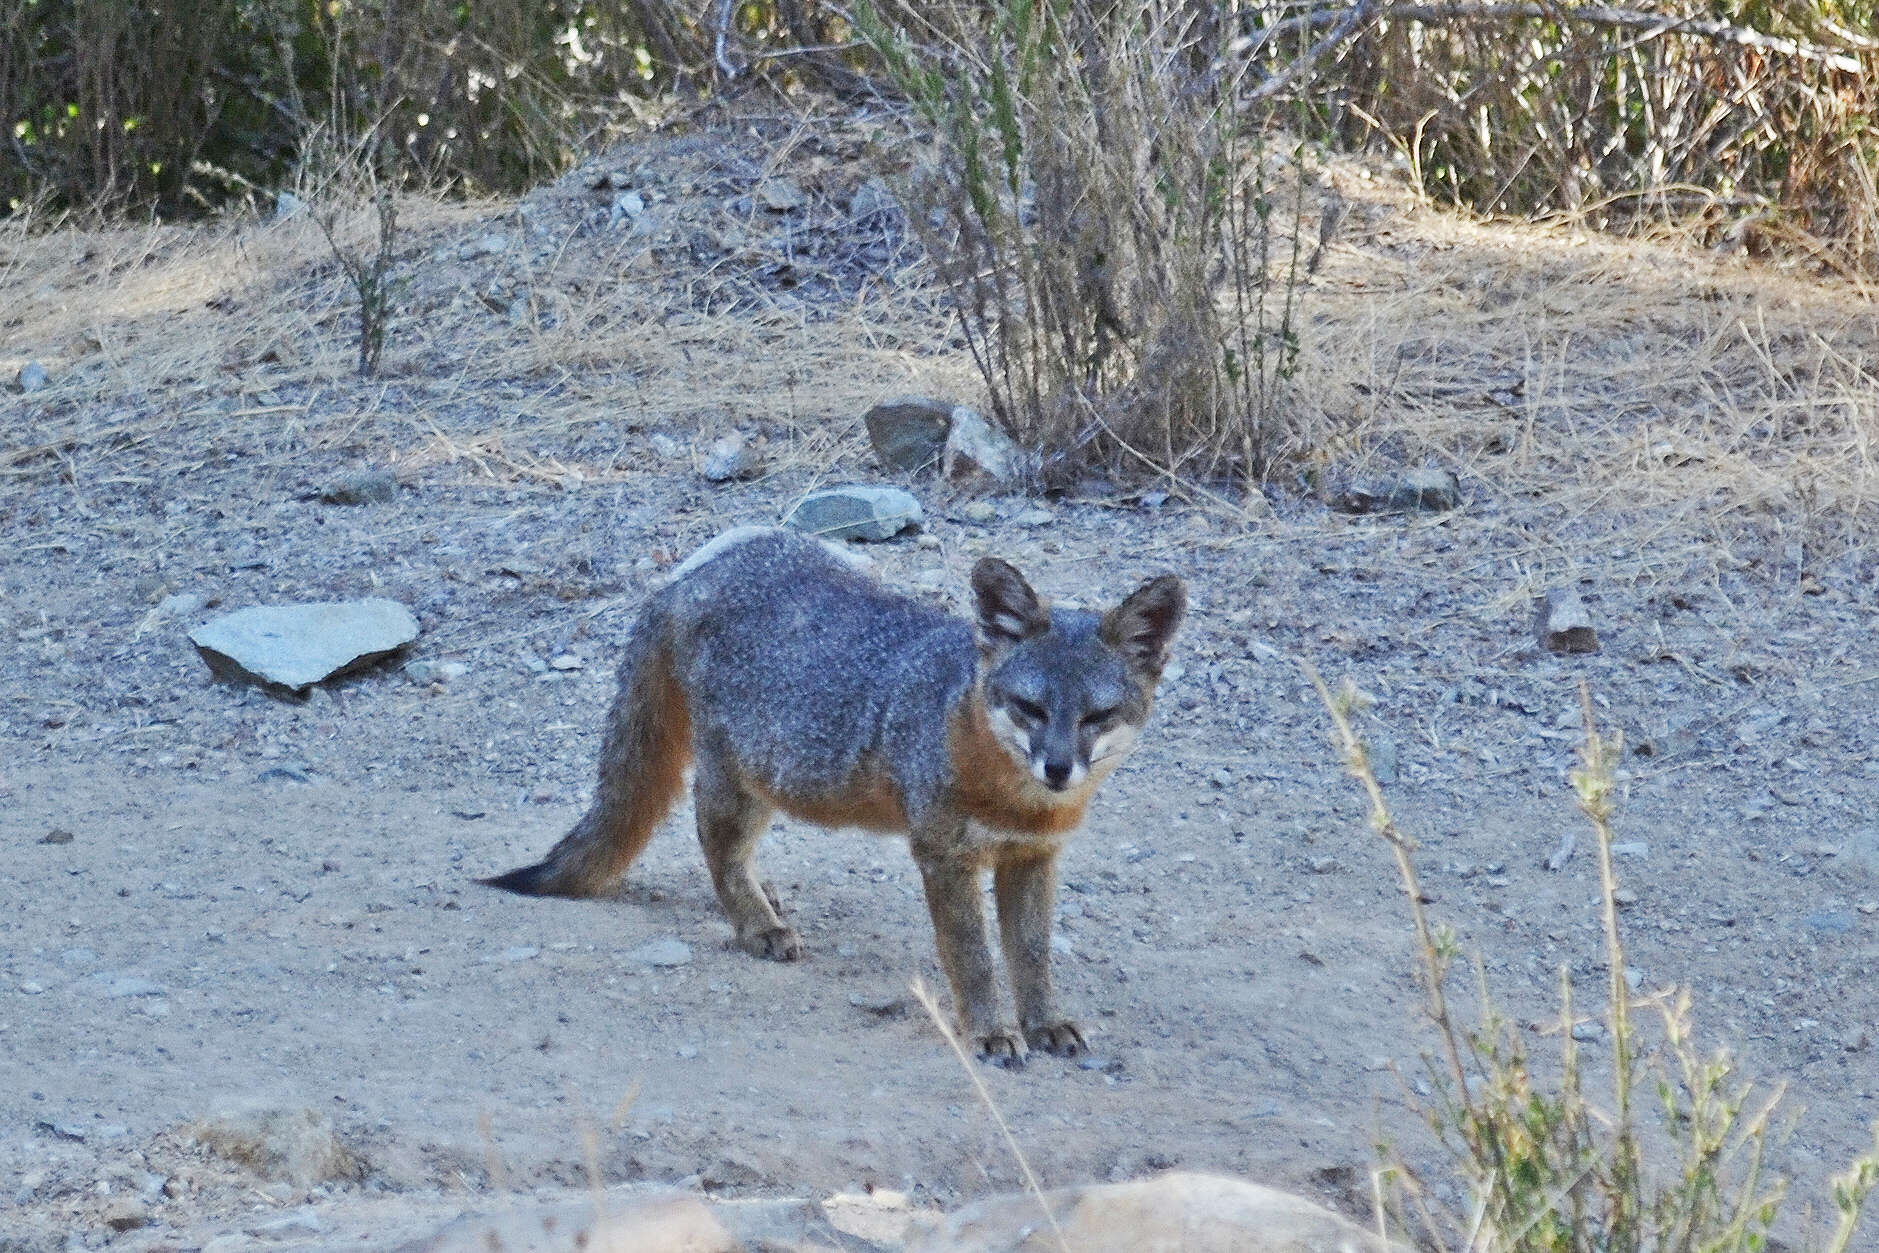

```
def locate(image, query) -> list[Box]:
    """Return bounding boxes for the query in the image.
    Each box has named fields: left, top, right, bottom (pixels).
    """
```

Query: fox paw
left=974, top=1029, right=1029, bottom=1069
left=1025, top=1020, right=1088, bottom=1057
left=739, top=925, right=804, bottom=962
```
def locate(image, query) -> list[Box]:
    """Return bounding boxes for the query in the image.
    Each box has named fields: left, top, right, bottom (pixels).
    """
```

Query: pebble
left=20, top=980, right=45, bottom=994
left=649, top=432, right=686, bottom=460
left=701, top=432, right=759, bottom=482
left=1571, top=1021, right=1605, bottom=1042
left=1611, top=887, right=1638, bottom=908
left=630, top=938, right=693, bottom=968
left=1804, top=910, right=1855, bottom=935
left=273, top=191, right=305, bottom=221
left=40, top=828, right=75, bottom=845
left=1610, top=841, right=1650, bottom=859
left=250, top=1209, right=323, bottom=1239
left=496, top=946, right=539, bottom=963
left=317, top=469, right=398, bottom=505
left=17, top=361, right=49, bottom=393
left=1014, top=506, right=1055, bottom=528
left=158, top=591, right=210, bottom=618
left=961, top=500, right=999, bottom=524
left=756, top=178, right=806, bottom=212
left=96, top=973, right=166, bottom=998
left=102, top=1198, right=148, bottom=1232
left=405, top=659, right=469, bottom=685
left=458, top=233, right=508, bottom=260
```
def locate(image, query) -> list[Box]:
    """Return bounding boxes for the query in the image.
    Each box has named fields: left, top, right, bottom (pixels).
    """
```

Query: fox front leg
left=994, top=852, right=1086, bottom=1056
left=912, top=829, right=1026, bottom=1067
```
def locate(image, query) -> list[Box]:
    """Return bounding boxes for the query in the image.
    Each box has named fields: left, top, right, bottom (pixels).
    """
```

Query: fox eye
left=1082, top=707, right=1120, bottom=728
left=1007, top=696, right=1047, bottom=724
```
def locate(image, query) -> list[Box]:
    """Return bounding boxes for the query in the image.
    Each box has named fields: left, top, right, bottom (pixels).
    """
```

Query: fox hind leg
left=694, top=753, right=803, bottom=961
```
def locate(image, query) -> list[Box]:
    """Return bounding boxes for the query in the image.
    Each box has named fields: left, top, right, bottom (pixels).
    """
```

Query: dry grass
left=1290, top=161, right=1879, bottom=583
left=3, top=122, right=1875, bottom=597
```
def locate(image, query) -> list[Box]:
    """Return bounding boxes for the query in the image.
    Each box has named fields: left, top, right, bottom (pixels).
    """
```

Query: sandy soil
left=2, top=111, right=1876, bottom=1252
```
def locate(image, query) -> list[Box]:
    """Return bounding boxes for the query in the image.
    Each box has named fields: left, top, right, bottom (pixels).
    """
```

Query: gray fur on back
left=652, top=528, right=975, bottom=822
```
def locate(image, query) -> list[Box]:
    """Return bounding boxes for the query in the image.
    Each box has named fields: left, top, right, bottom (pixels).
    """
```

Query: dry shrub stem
left=859, top=0, right=1310, bottom=487
left=315, top=186, right=401, bottom=376
left=1305, top=660, right=1879, bottom=1251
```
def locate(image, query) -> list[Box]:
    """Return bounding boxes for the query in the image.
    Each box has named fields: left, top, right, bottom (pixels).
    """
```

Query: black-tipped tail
left=479, top=861, right=565, bottom=897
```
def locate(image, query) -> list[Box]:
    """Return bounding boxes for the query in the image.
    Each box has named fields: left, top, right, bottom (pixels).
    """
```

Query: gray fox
left=483, top=526, right=1184, bottom=1065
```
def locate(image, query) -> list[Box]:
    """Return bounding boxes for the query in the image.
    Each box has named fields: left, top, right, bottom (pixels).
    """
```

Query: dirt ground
left=3, top=106, right=1877, bottom=1251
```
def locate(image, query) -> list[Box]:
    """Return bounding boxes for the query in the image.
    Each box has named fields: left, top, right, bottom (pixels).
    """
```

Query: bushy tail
left=481, top=604, right=691, bottom=898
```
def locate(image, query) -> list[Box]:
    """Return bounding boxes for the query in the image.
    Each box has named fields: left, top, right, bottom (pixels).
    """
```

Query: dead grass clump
left=860, top=0, right=1310, bottom=488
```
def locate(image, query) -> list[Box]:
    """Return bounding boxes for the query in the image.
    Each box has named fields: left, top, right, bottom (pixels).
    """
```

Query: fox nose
left=1042, top=759, right=1073, bottom=789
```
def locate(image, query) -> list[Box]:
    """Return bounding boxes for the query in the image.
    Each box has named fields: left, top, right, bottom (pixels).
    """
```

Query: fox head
left=970, top=558, right=1186, bottom=793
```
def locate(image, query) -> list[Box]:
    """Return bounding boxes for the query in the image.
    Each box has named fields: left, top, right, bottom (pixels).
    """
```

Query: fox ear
left=971, top=558, right=1050, bottom=652
left=1100, top=574, right=1185, bottom=675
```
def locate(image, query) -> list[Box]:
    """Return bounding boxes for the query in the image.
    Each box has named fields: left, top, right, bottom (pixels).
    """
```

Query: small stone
left=1307, top=857, right=1339, bottom=875
left=317, top=469, right=398, bottom=505
left=496, top=946, right=539, bottom=963
left=404, top=659, right=469, bottom=685
left=1013, top=506, right=1054, bottom=528
left=630, top=938, right=693, bottom=968
left=96, top=973, right=166, bottom=998
left=250, top=1209, right=322, bottom=1239
left=961, top=500, right=999, bottom=524
left=1804, top=910, right=1855, bottom=935
left=785, top=485, right=922, bottom=542
left=1610, top=841, right=1650, bottom=859
left=1611, top=887, right=1638, bottom=908
left=943, top=406, right=1021, bottom=483
left=273, top=191, right=305, bottom=222
left=1367, top=736, right=1399, bottom=784
left=38, top=1120, right=90, bottom=1141
left=1842, top=828, right=1879, bottom=878
left=847, top=991, right=908, bottom=1018
left=1845, top=1029, right=1871, bottom=1053
left=102, top=1198, right=148, bottom=1233
left=256, top=764, right=313, bottom=785
left=548, top=654, right=583, bottom=671
left=1390, top=466, right=1462, bottom=511
left=701, top=432, right=759, bottom=483
left=755, top=179, right=805, bottom=212
left=159, top=590, right=210, bottom=618
left=649, top=432, right=686, bottom=460
left=458, top=233, right=508, bottom=260
left=19, top=980, right=45, bottom=994
left=611, top=190, right=645, bottom=220
left=1571, top=1021, right=1605, bottom=1042
left=17, top=361, right=50, bottom=393
left=40, top=827, right=75, bottom=845
left=1538, top=588, right=1600, bottom=654
left=190, top=599, right=420, bottom=692
left=863, top=396, right=952, bottom=474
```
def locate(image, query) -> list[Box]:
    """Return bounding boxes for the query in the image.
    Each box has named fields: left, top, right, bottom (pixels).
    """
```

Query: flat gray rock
left=785, top=486, right=921, bottom=542
left=191, top=599, right=420, bottom=692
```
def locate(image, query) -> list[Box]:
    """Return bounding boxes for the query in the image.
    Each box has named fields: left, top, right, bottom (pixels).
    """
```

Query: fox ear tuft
left=971, top=558, right=1050, bottom=652
left=1100, top=574, right=1185, bottom=675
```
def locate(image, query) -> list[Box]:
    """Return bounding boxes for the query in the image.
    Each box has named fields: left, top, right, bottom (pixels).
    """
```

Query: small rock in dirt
left=1392, top=466, right=1462, bottom=511
left=16, top=361, right=50, bottom=393
left=1842, top=828, right=1879, bottom=879
left=102, top=1198, right=148, bottom=1233
left=1543, top=831, right=1575, bottom=872
left=863, top=396, right=952, bottom=474
left=38, top=1120, right=90, bottom=1141
left=700, top=1151, right=771, bottom=1190
left=39, top=827, right=75, bottom=845
left=1307, top=857, right=1339, bottom=875
left=1610, top=841, right=1650, bottom=859
left=1368, top=735, right=1399, bottom=784
left=630, top=938, right=692, bottom=968
left=458, top=232, right=508, bottom=260
left=495, top=946, right=539, bottom=963
left=755, top=178, right=806, bottom=212
left=1537, top=588, right=1600, bottom=654
left=1846, top=1029, right=1871, bottom=1053
left=317, top=469, right=398, bottom=505
left=549, top=654, right=583, bottom=671
left=1571, top=1021, right=1605, bottom=1042
left=273, top=191, right=305, bottom=221
left=848, top=991, right=909, bottom=1018
left=609, top=191, right=646, bottom=225
left=193, top=1107, right=364, bottom=1187
left=95, top=973, right=166, bottom=998
left=785, top=485, right=921, bottom=542
left=190, top=598, right=420, bottom=693
left=700, top=432, right=759, bottom=483
left=250, top=1209, right=322, bottom=1239
left=943, top=405, right=1021, bottom=483
left=405, top=659, right=469, bottom=686
left=1013, top=506, right=1055, bottom=528
left=1611, top=887, right=1638, bottom=908
left=1804, top=910, right=1855, bottom=935
left=649, top=432, right=686, bottom=460
left=256, top=763, right=313, bottom=785
left=159, top=590, right=210, bottom=618
left=961, top=500, right=999, bottom=525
